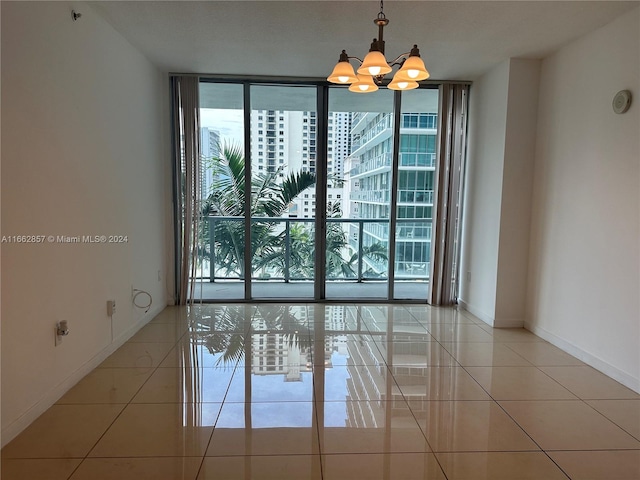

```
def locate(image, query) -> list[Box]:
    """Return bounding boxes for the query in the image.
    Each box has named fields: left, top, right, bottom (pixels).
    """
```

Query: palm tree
left=324, top=201, right=388, bottom=280
left=202, top=142, right=388, bottom=282
left=202, top=143, right=315, bottom=279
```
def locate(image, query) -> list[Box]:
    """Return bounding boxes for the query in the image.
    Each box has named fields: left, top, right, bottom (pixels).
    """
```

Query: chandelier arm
left=388, top=53, right=412, bottom=68
left=347, top=56, right=365, bottom=64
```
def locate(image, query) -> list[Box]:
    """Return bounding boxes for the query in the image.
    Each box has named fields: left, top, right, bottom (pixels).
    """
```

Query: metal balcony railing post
left=209, top=217, right=215, bottom=282
left=358, top=220, right=364, bottom=282
left=284, top=219, right=291, bottom=283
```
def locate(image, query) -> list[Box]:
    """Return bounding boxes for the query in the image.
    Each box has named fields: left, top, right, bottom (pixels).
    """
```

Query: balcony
left=349, top=189, right=390, bottom=203
left=349, top=152, right=435, bottom=179
left=192, top=216, right=432, bottom=300
left=350, top=152, right=392, bottom=177
left=399, top=152, right=436, bottom=168
left=398, top=189, right=434, bottom=204
left=350, top=115, right=393, bottom=156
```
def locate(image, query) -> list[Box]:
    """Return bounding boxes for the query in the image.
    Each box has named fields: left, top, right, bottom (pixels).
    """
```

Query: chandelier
left=327, top=1, right=430, bottom=93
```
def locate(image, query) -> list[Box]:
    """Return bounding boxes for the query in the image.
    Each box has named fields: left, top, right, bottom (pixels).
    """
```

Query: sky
left=201, top=108, right=245, bottom=148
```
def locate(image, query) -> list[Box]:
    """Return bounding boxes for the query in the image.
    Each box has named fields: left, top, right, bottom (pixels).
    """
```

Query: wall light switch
left=107, top=300, right=116, bottom=316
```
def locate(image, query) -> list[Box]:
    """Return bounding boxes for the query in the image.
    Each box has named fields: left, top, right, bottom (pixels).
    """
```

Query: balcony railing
left=398, top=189, right=434, bottom=204
left=351, top=114, right=393, bottom=152
left=350, top=152, right=392, bottom=177
left=399, top=152, right=436, bottom=168
left=348, top=152, right=435, bottom=178
left=349, top=189, right=391, bottom=203
left=203, top=216, right=432, bottom=283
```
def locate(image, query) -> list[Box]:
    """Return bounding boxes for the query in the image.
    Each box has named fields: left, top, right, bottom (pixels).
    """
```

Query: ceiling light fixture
left=327, top=0, right=430, bottom=93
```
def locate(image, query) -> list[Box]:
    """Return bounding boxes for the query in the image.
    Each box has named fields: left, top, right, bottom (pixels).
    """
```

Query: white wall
left=459, top=58, right=540, bottom=327
left=495, top=59, right=540, bottom=324
left=1, top=2, right=169, bottom=444
left=459, top=60, right=508, bottom=324
left=526, top=7, right=640, bottom=392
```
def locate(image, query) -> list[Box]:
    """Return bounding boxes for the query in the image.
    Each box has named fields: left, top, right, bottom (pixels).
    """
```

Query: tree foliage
left=201, top=142, right=387, bottom=280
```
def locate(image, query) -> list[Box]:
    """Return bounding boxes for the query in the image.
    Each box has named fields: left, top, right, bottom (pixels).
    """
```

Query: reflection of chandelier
left=327, top=0, right=430, bottom=93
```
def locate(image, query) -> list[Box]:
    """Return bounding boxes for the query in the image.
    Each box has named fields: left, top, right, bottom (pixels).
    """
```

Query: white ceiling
left=90, top=1, right=638, bottom=81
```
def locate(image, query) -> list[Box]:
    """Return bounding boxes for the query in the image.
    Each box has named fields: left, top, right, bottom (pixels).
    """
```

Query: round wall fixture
left=612, top=90, right=632, bottom=114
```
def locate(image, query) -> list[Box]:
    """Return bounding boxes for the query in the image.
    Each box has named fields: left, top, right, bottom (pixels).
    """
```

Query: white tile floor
left=2, top=304, right=639, bottom=479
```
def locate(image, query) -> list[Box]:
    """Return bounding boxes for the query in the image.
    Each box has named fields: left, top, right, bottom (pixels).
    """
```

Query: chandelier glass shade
left=327, top=52, right=358, bottom=84
left=348, top=74, right=379, bottom=93
left=387, top=75, right=419, bottom=91
left=327, top=1, right=430, bottom=92
left=358, top=50, right=392, bottom=76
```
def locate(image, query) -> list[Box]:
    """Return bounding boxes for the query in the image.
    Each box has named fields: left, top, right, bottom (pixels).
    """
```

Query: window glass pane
left=250, top=85, right=317, bottom=299
left=326, top=88, right=394, bottom=299
left=394, top=88, right=439, bottom=300
left=197, top=82, right=245, bottom=301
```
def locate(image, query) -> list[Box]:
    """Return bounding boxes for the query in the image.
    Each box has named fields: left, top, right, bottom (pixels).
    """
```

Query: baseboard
left=1, top=303, right=166, bottom=448
left=493, top=317, right=525, bottom=328
left=458, top=300, right=524, bottom=328
left=525, top=321, right=640, bottom=394
left=458, top=300, right=495, bottom=326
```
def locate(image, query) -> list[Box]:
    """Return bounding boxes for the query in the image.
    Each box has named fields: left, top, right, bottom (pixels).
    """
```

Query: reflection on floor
left=2, top=304, right=639, bottom=479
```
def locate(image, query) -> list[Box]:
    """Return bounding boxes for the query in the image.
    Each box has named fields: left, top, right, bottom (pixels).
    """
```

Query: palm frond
left=280, top=171, right=316, bottom=205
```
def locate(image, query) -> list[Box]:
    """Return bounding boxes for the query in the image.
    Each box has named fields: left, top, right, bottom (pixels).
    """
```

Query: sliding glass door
left=249, top=85, right=318, bottom=300
left=393, top=88, right=439, bottom=301
left=325, top=88, right=395, bottom=299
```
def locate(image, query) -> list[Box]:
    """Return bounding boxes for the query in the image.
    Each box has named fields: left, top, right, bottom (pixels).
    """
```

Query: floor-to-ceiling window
left=180, top=78, right=466, bottom=302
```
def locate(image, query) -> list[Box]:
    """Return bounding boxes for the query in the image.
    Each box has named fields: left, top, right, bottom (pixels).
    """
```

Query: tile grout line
left=194, top=309, right=253, bottom=480
left=521, top=358, right=640, bottom=444
left=63, top=320, right=190, bottom=479
left=444, top=337, right=576, bottom=479
left=407, top=307, right=574, bottom=479
left=310, top=305, right=326, bottom=479
left=365, top=305, right=451, bottom=480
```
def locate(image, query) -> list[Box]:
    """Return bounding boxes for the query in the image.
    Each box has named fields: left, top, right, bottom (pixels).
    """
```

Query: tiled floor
left=2, top=304, right=640, bottom=479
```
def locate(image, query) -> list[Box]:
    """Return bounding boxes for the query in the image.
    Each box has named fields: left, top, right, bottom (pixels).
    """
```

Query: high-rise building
left=200, top=127, right=221, bottom=198
left=208, top=103, right=435, bottom=279
left=347, top=109, right=437, bottom=279
left=327, top=112, right=352, bottom=216
left=245, top=105, right=436, bottom=279
left=250, top=110, right=351, bottom=219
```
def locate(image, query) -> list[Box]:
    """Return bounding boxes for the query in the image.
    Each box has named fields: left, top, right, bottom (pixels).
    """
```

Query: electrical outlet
left=55, top=320, right=69, bottom=346
left=107, top=300, right=116, bottom=316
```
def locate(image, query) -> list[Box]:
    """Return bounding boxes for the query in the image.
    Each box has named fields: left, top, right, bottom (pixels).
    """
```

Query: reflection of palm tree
left=189, top=305, right=248, bottom=366
left=195, top=305, right=313, bottom=367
